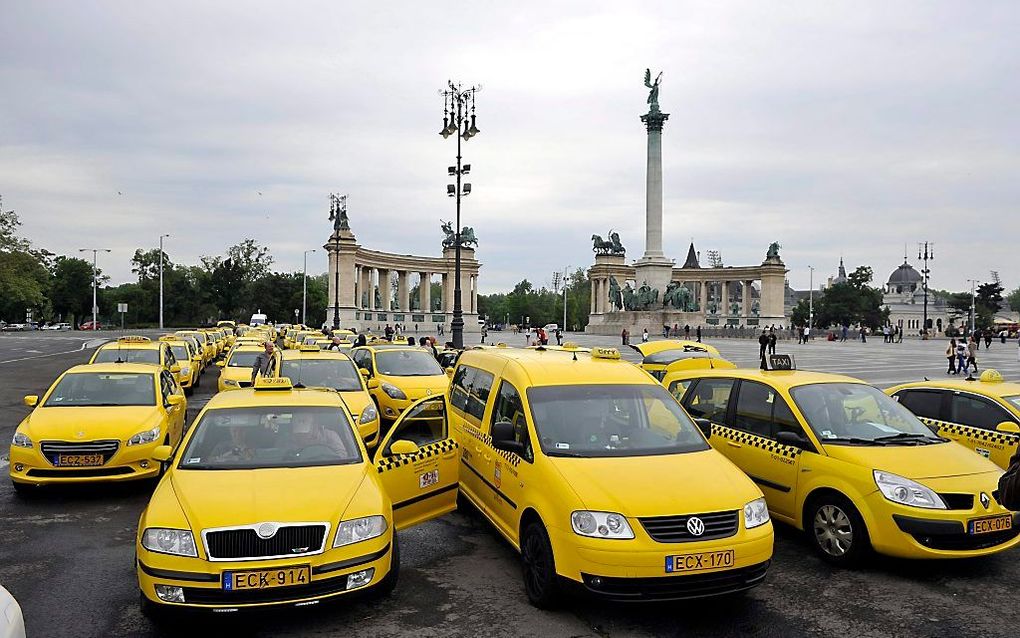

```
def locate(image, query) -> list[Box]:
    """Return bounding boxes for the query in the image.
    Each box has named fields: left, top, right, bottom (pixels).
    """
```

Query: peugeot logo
left=256, top=522, right=278, bottom=539
left=980, top=492, right=991, bottom=509
left=686, top=516, right=705, bottom=537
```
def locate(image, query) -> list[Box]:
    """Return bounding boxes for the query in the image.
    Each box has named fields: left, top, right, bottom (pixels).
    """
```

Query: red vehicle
left=79, top=321, right=102, bottom=331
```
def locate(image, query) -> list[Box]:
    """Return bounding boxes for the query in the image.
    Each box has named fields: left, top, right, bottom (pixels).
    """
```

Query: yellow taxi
left=887, top=370, right=1020, bottom=469
left=177, top=331, right=215, bottom=367
left=351, top=344, right=450, bottom=422
left=89, top=336, right=179, bottom=375
left=663, top=366, right=1020, bottom=565
left=287, top=330, right=316, bottom=350
left=435, top=345, right=771, bottom=605
left=136, top=377, right=454, bottom=614
left=10, top=363, right=187, bottom=495
left=201, top=329, right=227, bottom=358
left=277, top=346, right=381, bottom=447
left=159, top=336, right=202, bottom=394
left=629, top=340, right=731, bottom=381
left=217, top=345, right=279, bottom=392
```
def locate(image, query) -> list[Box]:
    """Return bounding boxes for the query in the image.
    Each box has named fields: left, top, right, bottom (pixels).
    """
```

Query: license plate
left=222, top=565, right=311, bottom=591
left=665, top=549, right=735, bottom=573
left=55, top=454, right=104, bottom=467
left=968, top=515, right=1013, bottom=535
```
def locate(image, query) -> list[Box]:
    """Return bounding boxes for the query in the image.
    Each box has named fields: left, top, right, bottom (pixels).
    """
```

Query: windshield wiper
left=873, top=432, right=944, bottom=444
left=822, top=436, right=888, bottom=446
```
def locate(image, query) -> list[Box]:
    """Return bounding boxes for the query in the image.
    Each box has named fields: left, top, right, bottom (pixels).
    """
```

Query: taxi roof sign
left=591, top=347, right=621, bottom=360
left=117, top=336, right=151, bottom=343
left=768, top=354, right=796, bottom=371
left=979, top=369, right=1004, bottom=384
left=299, top=345, right=321, bottom=352
left=254, top=376, right=293, bottom=391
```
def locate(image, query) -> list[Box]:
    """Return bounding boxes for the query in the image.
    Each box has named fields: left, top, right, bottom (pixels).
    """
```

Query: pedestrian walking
left=673, top=323, right=679, bottom=338
left=946, top=339, right=957, bottom=375
left=803, top=326, right=810, bottom=344
left=967, top=337, right=979, bottom=374
left=758, top=330, right=769, bottom=369
left=767, top=329, right=777, bottom=355
left=356, top=333, right=367, bottom=347
left=840, top=325, right=848, bottom=342
left=555, top=328, right=562, bottom=346
left=642, top=328, right=649, bottom=343
left=251, top=341, right=277, bottom=383
left=896, top=326, right=903, bottom=343
left=985, top=332, right=992, bottom=349
left=696, top=325, right=702, bottom=343
left=684, top=324, right=690, bottom=339
left=621, top=328, right=628, bottom=346
left=956, top=339, right=968, bottom=374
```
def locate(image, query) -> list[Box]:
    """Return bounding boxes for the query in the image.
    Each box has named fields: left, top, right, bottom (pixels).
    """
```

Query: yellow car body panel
left=662, top=368, right=1020, bottom=560
left=159, top=338, right=200, bottom=390
left=10, top=363, right=186, bottom=487
left=887, top=377, right=1020, bottom=469
left=351, top=345, right=450, bottom=422
left=630, top=340, right=722, bottom=357
left=218, top=346, right=278, bottom=392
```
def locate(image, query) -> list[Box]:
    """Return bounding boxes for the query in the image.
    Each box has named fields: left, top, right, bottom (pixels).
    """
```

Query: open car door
left=373, top=395, right=459, bottom=530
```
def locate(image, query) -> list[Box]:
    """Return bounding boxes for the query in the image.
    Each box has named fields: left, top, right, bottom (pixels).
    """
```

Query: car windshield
left=281, top=360, right=362, bottom=391
left=170, top=345, right=190, bottom=361
left=1004, top=395, right=1020, bottom=411
left=93, top=348, right=160, bottom=365
left=643, top=349, right=711, bottom=365
left=43, top=372, right=155, bottom=407
left=179, top=406, right=361, bottom=469
left=790, top=383, right=942, bottom=444
left=376, top=350, right=443, bottom=376
left=527, top=384, right=711, bottom=458
left=227, top=352, right=262, bottom=367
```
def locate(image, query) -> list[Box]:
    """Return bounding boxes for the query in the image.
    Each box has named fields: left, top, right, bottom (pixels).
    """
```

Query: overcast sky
left=2, top=1, right=1018, bottom=295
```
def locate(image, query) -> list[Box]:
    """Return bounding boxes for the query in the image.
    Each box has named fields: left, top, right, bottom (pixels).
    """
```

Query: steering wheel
left=847, top=406, right=865, bottom=423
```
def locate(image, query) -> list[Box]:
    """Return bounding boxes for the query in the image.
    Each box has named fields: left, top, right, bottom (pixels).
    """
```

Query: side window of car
left=682, top=379, right=735, bottom=424
left=950, top=393, right=1016, bottom=430
left=159, top=372, right=174, bottom=405
left=896, top=390, right=944, bottom=420
left=491, top=380, right=533, bottom=462
left=772, top=394, right=806, bottom=439
left=732, top=380, right=774, bottom=437
left=386, top=397, right=447, bottom=453
left=668, top=379, right=694, bottom=402
left=450, top=366, right=475, bottom=414
left=467, top=370, right=494, bottom=421
left=165, top=346, right=176, bottom=367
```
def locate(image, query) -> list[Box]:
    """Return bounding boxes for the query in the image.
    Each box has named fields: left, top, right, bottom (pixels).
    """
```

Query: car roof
left=458, top=347, right=654, bottom=387
left=203, top=386, right=347, bottom=409
left=360, top=344, right=420, bottom=351
left=890, top=379, right=1020, bottom=397
left=281, top=350, right=353, bottom=362
left=98, top=342, right=162, bottom=350
left=663, top=367, right=865, bottom=388
left=66, top=363, right=161, bottom=374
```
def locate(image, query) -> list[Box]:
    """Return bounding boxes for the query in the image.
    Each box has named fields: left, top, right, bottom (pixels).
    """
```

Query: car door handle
left=726, top=441, right=742, bottom=448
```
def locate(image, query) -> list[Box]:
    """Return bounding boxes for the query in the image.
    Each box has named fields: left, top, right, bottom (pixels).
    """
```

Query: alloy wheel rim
left=813, top=504, right=853, bottom=557
left=522, top=534, right=549, bottom=597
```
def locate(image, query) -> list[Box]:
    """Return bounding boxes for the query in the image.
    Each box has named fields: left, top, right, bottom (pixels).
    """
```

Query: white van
left=250, top=312, right=268, bottom=326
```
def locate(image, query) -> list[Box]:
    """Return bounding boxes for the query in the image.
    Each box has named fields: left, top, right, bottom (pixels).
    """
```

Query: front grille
left=580, top=560, right=769, bottom=602
left=639, top=510, right=739, bottom=543
left=911, top=526, right=1020, bottom=551
left=40, top=440, right=119, bottom=465
left=939, top=493, right=975, bottom=510
left=204, top=525, right=327, bottom=560
left=182, top=573, right=349, bottom=605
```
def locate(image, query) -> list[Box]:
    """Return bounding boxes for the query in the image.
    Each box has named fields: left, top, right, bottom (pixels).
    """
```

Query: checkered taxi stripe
left=460, top=424, right=523, bottom=467
left=711, top=423, right=802, bottom=458
left=376, top=439, right=459, bottom=473
left=918, top=417, right=1020, bottom=447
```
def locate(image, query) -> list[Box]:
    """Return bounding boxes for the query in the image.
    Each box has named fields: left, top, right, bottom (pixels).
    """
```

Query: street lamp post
left=79, top=248, right=111, bottom=329
left=918, top=241, right=934, bottom=335
left=302, top=249, right=316, bottom=326
left=562, top=266, right=570, bottom=332
left=808, top=265, right=814, bottom=334
left=439, top=80, right=481, bottom=350
left=968, top=278, right=977, bottom=336
left=159, top=234, right=170, bottom=329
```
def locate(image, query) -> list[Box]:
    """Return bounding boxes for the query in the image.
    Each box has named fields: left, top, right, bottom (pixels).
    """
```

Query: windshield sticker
left=185, top=457, right=201, bottom=464
left=821, top=430, right=835, bottom=439
left=555, top=442, right=570, bottom=450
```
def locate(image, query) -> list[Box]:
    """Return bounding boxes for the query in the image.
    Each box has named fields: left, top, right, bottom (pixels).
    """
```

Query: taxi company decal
left=419, top=469, right=439, bottom=489
left=710, top=423, right=802, bottom=459
left=376, top=439, right=458, bottom=473
left=494, top=463, right=502, bottom=489
left=920, top=417, right=1019, bottom=450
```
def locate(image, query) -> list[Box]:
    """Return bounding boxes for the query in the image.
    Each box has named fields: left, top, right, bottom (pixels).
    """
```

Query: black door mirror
left=776, top=430, right=811, bottom=450
left=491, top=419, right=525, bottom=456
left=693, top=418, right=712, bottom=438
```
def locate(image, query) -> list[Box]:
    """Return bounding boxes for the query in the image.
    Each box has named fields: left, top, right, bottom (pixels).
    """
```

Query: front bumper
left=9, top=442, right=161, bottom=486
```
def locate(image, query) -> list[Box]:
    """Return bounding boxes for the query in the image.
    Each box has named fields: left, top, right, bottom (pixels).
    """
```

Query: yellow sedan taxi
left=10, top=363, right=187, bottom=495
left=89, top=336, right=178, bottom=374
left=277, top=346, right=381, bottom=447
left=629, top=340, right=731, bottom=381
left=217, top=345, right=279, bottom=392
left=136, top=377, right=453, bottom=614
left=351, top=344, right=450, bottom=422
left=177, top=331, right=215, bottom=368
left=436, top=345, right=772, bottom=606
left=159, top=336, right=202, bottom=394
left=663, top=366, right=1020, bottom=565
left=888, top=370, right=1020, bottom=469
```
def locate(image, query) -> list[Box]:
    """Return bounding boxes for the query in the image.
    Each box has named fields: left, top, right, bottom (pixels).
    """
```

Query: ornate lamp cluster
left=440, top=81, right=481, bottom=140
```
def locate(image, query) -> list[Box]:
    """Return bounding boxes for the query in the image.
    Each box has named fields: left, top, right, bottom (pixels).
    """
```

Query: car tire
left=11, top=481, right=35, bottom=499
left=374, top=535, right=400, bottom=598
left=155, top=437, right=172, bottom=480
left=806, top=493, right=870, bottom=567
left=520, top=520, right=560, bottom=609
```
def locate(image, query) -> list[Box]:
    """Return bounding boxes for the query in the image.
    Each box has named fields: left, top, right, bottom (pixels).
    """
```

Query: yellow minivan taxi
left=351, top=345, right=450, bottom=422
left=10, top=363, right=186, bottom=495
left=438, top=346, right=772, bottom=606
left=136, top=377, right=454, bottom=614
left=663, top=367, right=1020, bottom=565
left=887, top=370, right=1020, bottom=469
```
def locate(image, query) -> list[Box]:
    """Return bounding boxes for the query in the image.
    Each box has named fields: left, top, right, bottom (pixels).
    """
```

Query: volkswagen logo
left=256, top=522, right=278, bottom=539
left=980, top=492, right=991, bottom=509
left=686, top=516, right=705, bottom=537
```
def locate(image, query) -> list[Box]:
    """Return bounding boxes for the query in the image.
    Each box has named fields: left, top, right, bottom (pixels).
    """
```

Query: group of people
left=525, top=326, right=562, bottom=347
left=758, top=328, right=779, bottom=369
left=945, top=337, right=980, bottom=376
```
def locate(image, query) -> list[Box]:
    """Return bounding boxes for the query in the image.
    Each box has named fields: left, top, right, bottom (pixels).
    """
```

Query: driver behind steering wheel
left=281, top=411, right=347, bottom=457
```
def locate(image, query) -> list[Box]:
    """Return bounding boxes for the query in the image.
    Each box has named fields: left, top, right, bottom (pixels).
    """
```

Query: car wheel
left=155, top=437, right=172, bottom=480
left=11, top=481, right=35, bottom=499
left=374, top=535, right=400, bottom=598
left=520, top=520, right=560, bottom=609
left=807, top=494, right=870, bottom=567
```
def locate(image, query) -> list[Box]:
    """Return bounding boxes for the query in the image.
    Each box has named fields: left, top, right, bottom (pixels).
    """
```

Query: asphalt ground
left=2, top=331, right=1020, bottom=637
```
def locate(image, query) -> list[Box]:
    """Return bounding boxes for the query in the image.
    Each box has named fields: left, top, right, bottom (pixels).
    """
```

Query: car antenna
left=572, top=351, right=578, bottom=361
left=293, top=358, right=305, bottom=389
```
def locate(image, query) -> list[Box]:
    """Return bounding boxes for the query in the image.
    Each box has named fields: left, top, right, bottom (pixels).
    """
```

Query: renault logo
left=256, top=522, right=278, bottom=539
left=980, top=492, right=991, bottom=509
left=686, top=516, right=705, bottom=536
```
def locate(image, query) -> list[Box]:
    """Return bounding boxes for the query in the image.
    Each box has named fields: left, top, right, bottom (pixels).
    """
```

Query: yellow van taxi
left=10, top=363, right=187, bottom=495
left=277, top=347, right=381, bottom=447
left=351, top=345, right=450, bottom=422
left=629, top=340, right=731, bottom=381
left=136, top=377, right=455, bottom=615
left=159, top=336, right=202, bottom=394
left=217, top=345, right=279, bottom=392
left=89, top=336, right=179, bottom=375
left=663, top=367, right=1020, bottom=565
left=438, top=345, right=772, bottom=606
left=887, top=369, right=1020, bottom=469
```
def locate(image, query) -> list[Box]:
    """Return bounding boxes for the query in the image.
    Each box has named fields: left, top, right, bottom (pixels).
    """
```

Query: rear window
left=93, top=348, right=160, bottom=365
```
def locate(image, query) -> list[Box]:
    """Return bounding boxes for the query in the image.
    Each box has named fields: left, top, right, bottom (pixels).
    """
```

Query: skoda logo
left=980, top=492, right=991, bottom=509
left=256, top=522, right=278, bottom=539
left=686, top=516, right=706, bottom=537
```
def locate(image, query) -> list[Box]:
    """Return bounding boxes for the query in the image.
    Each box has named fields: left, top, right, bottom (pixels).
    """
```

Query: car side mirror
left=996, top=421, right=1020, bottom=434
left=359, top=368, right=370, bottom=378
left=691, top=418, right=712, bottom=438
left=389, top=439, right=419, bottom=457
left=491, top=419, right=526, bottom=456
left=170, top=363, right=181, bottom=373
left=23, top=395, right=38, bottom=408
left=367, top=379, right=380, bottom=390
left=152, top=445, right=173, bottom=462
left=216, top=360, right=226, bottom=367
left=446, top=367, right=455, bottom=378
left=192, top=355, right=202, bottom=362
left=167, top=394, right=185, bottom=406
left=777, top=430, right=811, bottom=449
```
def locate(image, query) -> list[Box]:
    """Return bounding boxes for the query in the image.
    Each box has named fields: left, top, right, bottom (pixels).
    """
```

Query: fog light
left=154, top=585, right=185, bottom=603
left=346, top=568, right=375, bottom=590
left=139, top=460, right=149, bottom=469
left=14, top=464, right=24, bottom=472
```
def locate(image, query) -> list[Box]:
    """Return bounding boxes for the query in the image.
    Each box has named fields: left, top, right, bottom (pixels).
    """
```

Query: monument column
left=742, top=281, right=752, bottom=319
left=353, top=266, right=361, bottom=309
left=699, top=280, right=708, bottom=312
left=590, top=277, right=597, bottom=314
left=721, top=281, right=730, bottom=315
left=632, top=71, right=673, bottom=299
left=419, top=272, right=431, bottom=313
left=378, top=269, right=390, bottom=312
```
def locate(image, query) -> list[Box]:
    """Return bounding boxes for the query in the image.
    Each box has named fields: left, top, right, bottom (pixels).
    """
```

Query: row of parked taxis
left=9, top=332, right=1020, bottom=618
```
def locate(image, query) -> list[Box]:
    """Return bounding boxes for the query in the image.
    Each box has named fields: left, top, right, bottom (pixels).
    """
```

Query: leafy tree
left=50, top=257, right=96, bottom=325
left=810, top=266, right=888, bottom=329
left=1008, top=287, right=1020, bottom=313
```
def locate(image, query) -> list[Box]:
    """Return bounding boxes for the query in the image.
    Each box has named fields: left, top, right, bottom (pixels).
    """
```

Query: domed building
left=885, top=261, right=922, bottom=295
left=881, top=259, right=948, bottom=335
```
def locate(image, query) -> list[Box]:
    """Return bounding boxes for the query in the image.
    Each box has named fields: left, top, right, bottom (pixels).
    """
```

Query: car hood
left=548, top=449, right=760, bottom=517
left=823, top=441, right=1003, bottom=479
left=221, top=366, right=253, bottom=381
left=629, top=340, right=720, bottom=357
left=24, top=406, right=162, bottom=441
left=338, top=390, right=372, bottom=416
left=383, top=375, right=449, bottom=393
left=170, top=464, right=367, bottom=533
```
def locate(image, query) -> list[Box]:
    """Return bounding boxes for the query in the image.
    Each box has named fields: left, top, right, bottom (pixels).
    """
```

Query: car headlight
left=12, top=432, right=32, bottom=448
left=333, top=515, right=388, bottom=548
left=127, top=425, right=162, bottom=446
left=743, top=497, right=770, bottom=529
left=141, top=528, right=198, bottom=557
left=359, top=405, right=378, bottom=425
left=381, top=382, right=407, bottom=400
left=223, top=379, right=239, bottom=386
left=180, top=366, right=190, bottom=375
left=570, top=511, right=635, bottom=539
left=874, top=470, right=946, bottom=509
